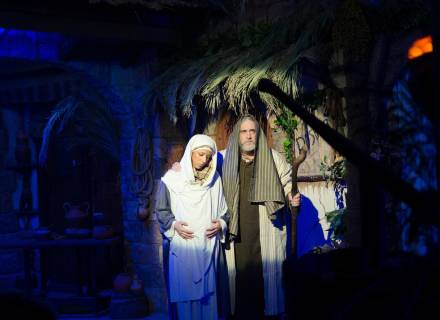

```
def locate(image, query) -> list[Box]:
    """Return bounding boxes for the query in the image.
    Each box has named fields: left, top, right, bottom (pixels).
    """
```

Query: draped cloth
left=222, top=118, right=286, bottom=238
left=161, top=134, right=228, bottom=305
left=221, top=117, right=292, bottom=316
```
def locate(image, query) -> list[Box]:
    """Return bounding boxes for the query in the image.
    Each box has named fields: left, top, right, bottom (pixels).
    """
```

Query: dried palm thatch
left=143, top=0, right=337, bottom=121
left=39, top=91, right=119, bottom=165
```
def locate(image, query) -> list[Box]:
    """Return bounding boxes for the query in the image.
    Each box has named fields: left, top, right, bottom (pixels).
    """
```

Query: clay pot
left=64, top=202, right=89, bottom=228
left=130, top=274, right=144, bottom=295
left=93, top=212, right=107, bottom=225
left=137, top=204, right=149, bottom=221
left=113, top=273, right=132, bottom=293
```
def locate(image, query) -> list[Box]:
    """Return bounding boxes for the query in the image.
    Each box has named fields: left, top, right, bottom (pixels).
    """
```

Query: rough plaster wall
left=298, top=181, right=345, bottom=240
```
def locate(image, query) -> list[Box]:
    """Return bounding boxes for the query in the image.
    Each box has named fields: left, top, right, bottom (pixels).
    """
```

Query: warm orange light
left=422, top=42, right=433, bottom=53
left=408, top=47, right=423, bottom=59
left=408, top=35, right=433, bottom=60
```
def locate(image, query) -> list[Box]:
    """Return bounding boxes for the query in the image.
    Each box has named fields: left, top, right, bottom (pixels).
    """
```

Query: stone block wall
left=76, top=59, right=171, bottom=312
left=0, top=111, right=23, bottom=291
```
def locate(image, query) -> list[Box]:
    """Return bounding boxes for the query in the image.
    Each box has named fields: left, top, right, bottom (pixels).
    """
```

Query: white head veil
left=165, top=134, right=218, bottom=192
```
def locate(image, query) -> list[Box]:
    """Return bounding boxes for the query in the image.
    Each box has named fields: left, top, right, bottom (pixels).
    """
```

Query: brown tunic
left=234, top=159, right=265, bottom=319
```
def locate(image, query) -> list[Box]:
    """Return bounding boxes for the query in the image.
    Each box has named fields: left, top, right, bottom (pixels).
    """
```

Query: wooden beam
left=257, top=78, right=438, bottom=224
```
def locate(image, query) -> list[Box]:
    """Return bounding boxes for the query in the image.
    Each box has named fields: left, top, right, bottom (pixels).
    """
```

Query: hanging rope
left=131, top=127, right=151, bottom=176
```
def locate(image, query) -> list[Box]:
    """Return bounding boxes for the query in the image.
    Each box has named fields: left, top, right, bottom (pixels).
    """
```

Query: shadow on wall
left=296, top=195, right=330, bottom=258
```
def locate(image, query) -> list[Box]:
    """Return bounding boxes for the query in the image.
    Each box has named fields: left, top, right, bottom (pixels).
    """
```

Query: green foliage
left=282, top=139, right=294, bottom=163
left=325, top=208, right=346, bottom=241
left=274, top=107, right=298, bottom=137
left=320, top=155, right=346, bottom=183
left=274, top=107, right=299, bottom=162
left=320, top=155, right=347, bottom=242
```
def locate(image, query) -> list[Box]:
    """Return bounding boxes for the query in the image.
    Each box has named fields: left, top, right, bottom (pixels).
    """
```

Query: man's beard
left=240, top=142, right=256, bottom=152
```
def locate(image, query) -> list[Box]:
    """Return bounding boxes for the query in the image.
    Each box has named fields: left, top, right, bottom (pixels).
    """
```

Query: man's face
left=239, top=119, right=257, bottom=152
left=191, top=149, right=213, bottom=170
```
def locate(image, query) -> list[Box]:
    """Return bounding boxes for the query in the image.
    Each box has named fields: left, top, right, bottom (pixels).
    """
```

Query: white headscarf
left=161, top=134, right=228, bottom=302
left=167, top=134, right=217, bottom=190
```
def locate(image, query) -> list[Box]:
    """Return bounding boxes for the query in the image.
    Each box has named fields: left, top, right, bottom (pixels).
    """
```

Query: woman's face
left=191, top=149, right=213, bottom=170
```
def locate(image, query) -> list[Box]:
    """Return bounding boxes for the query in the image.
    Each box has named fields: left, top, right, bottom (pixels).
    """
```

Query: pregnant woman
left=155, top=134, right=228, bottom=320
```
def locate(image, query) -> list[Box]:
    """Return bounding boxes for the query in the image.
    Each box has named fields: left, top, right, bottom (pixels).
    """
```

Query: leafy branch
left=274, top=107, right=299, bottom=163
left=320, top=155, right=346, bottom=184
left=325, top=208, right=346, bottom=241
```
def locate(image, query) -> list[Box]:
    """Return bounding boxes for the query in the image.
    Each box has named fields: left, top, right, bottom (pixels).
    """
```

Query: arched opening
left=0, top=57, right=124, bottom=309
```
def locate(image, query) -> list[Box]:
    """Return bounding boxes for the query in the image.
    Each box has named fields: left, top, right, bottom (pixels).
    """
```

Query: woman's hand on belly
left=205, top=219, right=221, bottom=239
left=175, top=221, right=194, bottom=239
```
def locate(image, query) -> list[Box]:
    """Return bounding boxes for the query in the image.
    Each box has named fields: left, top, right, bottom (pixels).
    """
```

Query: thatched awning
left=143, top=1, right=337, bottom=122
left=142, top=0, right=430, bottom=122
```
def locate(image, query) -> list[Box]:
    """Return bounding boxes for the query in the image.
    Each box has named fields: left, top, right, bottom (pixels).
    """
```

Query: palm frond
left=144, top=0, right=338, bottom=120
left=39, top=92, right=119, bottom=165
left=39, top=96, right=80, bottom=165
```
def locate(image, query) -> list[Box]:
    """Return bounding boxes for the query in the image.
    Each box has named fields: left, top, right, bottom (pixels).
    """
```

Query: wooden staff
left=290, top=147, right=307, bottom=257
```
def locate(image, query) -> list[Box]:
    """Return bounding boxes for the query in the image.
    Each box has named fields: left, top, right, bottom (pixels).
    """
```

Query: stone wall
left=0, top=109, right=23, bottom=291
left=0, top=29, right=171, bottom=312
left=71, top=58, right=171, bottom=312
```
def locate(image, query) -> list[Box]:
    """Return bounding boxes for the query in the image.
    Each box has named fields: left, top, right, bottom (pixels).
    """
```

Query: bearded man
left=222, top=115, right=300, bottom=319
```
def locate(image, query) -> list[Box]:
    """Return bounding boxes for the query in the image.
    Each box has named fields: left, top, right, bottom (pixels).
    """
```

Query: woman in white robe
left=155, top=134, right=228, bottom=320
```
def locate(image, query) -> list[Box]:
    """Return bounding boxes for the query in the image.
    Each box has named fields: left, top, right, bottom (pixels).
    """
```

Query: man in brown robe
left=222, top=115, right=300, bottom=319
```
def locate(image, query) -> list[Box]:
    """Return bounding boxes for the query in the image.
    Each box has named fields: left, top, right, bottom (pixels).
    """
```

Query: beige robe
left=221, top=149, right=292, bottom=316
